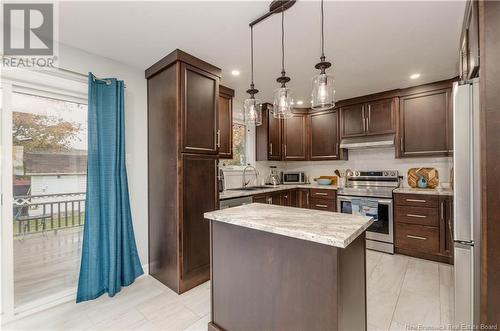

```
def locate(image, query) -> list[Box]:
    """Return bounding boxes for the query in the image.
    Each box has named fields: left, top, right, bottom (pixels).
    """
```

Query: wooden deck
left=14, top=227, right=83, bottom=307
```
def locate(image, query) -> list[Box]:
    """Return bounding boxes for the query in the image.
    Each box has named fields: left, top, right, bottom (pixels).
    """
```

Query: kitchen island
left=204, top=203, right=374, bottom=331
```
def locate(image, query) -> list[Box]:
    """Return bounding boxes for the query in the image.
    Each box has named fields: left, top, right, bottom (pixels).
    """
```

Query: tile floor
left=3, top=250, right=453, bottom=331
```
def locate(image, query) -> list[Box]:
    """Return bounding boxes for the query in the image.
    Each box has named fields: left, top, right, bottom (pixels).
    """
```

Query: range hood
left=339, top=134, right=395, bottom=150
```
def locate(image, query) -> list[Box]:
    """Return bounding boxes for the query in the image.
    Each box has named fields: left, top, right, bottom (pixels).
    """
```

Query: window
left=225, top=122, right=246, bottom=166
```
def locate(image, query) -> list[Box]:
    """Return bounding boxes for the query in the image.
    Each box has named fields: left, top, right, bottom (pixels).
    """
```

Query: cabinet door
left=181, top=154, right=218, bottom=287
left=218, top=86, right=233, bottom=158
left=281, top=190, right=292, bottom=207
left=341, top=103, right=365, bottom=138
left=399, top=88, right=451, bottom=157
left=289, top=189, right=299, bottom=207
left=366, top=98, right=395, bottom=135
left=271, top=192, right=282, bottom=205
left=283, top=113, right=308, bottom=161
left=181, top=63, right=219, bottom=154
left=253, top=194, right=269, bottom=204
left=268, top=108, right=282, bottom=160
left=298, top=189, right=310, bottom=209
left=310, top=110, right=339, bottom=160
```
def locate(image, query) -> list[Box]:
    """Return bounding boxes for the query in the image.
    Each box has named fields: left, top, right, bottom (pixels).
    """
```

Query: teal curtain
left=77, top=73, right=143, bottom=303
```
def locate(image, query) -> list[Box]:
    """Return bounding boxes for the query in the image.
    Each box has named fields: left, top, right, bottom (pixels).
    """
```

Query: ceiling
left=58, top=1, right=466, bottom=108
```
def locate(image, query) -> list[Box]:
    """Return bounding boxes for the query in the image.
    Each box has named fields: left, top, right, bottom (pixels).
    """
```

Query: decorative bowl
left=317, top=178, right=332, bottom=185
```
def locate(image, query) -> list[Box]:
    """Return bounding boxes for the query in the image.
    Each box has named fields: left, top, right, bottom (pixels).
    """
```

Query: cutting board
left=407, top=167, right=439, bottom=189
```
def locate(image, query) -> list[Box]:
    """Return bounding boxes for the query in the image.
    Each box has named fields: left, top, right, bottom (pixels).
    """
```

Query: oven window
left=340, top=199, right=390, bottom=235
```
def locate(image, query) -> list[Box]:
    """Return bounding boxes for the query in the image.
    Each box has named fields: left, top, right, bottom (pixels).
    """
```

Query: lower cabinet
left=394, top=193, right=453, bottom=264
left=252, top=188, right=336, bottom=211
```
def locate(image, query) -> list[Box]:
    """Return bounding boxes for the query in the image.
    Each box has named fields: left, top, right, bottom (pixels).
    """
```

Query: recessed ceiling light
left=410, top=73, right=421, bottom=80
left=231, top=70, right=240, bottom=76
left=296, top=100, right=304, bottom=105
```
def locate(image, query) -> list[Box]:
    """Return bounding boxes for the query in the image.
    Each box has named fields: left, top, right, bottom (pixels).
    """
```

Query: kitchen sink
left=227, top=186, right=274, bottom=191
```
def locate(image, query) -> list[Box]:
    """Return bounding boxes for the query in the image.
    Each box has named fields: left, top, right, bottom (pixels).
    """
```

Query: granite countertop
left=393, top=187, right=453, bottom=196
left=204, top=203, right=373, bottom=248
left=220, top=184, right=338, bottom=200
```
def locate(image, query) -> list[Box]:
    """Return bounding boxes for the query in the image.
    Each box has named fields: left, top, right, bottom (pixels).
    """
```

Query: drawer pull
left=315, top=193, right=328, bottom=196
left=406, top=199, right=426, bottom=203
left=406, top=214, right=427, bottom=218
left=315, top=204, right=328, bottom=208
left=407, top=235, right=427, bottom=241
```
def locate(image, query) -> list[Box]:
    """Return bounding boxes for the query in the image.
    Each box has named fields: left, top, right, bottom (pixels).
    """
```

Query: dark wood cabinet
left=146, top=49, right=221, bottom=294
left=309, top=110, right=344, bottom=161
left=394, top=193, right=453, bottom=264
left=309, top=189, right=337, bottom=212
left=298, top=189, right=310, bottom=209
left=253, top=194, right=270, bottom=204
left=398, top=84, right=453, bottom=158
left=180, top=63, right=219, bottom=155
left=181, top=154, right=218, bottom=287
left=340, top=103, right=365, bottom=137
left=340, top=97, right=396, bottom=138
left=218, top=85, right=234, bottom=159
left=256, top=104, right=283, bottom=161
left=283, top=112, right=308, bottom=161
left=365, top=98, right=396, bottom=135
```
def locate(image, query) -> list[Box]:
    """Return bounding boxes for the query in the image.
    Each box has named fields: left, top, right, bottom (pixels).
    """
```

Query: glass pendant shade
left=244, top=97, right=262, bottom=126
left=273, top=87, right=293, bottom=119
left=311, top=72, right=335, bottom=110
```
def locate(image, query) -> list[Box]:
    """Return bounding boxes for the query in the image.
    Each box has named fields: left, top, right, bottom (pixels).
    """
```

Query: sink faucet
left=242, top=164, right=259, bottom=188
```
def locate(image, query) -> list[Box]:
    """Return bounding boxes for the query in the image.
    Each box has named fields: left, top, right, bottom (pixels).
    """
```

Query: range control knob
left=383, top=171, right=388, bottom=176
left=355, top=171, right=360, bottom=176
left=390, top=171, right=396, bottom=176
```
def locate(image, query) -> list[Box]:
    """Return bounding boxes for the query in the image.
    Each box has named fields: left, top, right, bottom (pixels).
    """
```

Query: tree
left=13, top=113, right=82, bottom=151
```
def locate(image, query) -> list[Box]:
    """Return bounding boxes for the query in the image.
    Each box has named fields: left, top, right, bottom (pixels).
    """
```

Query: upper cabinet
left=310, top=110, right=344, bottom=161
left=283, top=111, right=308, bottom=161
left=459, top=0, right=479, bottom=80
left=340, top=97, right=396, bottom=138
left=268, top=107, right=283, bottom=161
left=397, top=81, right=453, bottom=158
left=218, top=85, right=234, bottom=159
left=180, top=63, right=219, bottom=155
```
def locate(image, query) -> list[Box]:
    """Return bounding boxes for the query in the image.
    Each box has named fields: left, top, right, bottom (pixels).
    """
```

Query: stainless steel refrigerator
left=453, top=78, right=480, bottom=326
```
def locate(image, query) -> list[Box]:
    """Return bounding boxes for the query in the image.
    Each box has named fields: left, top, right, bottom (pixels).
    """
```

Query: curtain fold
left=77, top=73, right=143, bottom=303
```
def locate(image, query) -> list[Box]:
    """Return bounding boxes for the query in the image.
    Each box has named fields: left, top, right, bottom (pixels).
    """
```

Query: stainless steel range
left=337, top=170, right=399, bottom=254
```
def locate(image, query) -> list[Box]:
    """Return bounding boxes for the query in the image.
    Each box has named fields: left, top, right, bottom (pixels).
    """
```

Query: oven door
left=337, top=195, right=394, bottom=244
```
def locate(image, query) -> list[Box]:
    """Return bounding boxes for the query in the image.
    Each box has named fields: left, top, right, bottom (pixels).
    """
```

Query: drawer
left=309, top=198, right=336, bottom=212
left=310, top=189, right=336, bottom=200
left=395, top=205, right=439, bottom=226
left=395, top=223, right=439, bottom=254
left=394, top=193, right=439, bottom=208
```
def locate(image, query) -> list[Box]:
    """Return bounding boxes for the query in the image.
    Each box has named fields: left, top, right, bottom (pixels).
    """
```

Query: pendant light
left=273, top=5, right=293, bottom=119
left=244, top=25, right=262, bottom=126
left=311, top=0, right=335, bottom=111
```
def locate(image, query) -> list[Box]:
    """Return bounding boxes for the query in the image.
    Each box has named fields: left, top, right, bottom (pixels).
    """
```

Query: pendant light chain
left=281, top=8, right=285, bottom=75
left=321, top=0, right=325, bottom=60
left=250, top=25, right=254, bottom=87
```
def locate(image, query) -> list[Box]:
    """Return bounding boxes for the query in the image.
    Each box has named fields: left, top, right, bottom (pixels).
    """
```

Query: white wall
left=280, top=148, right=453, bottom=188
left=57, top=44, right=149, bottom=266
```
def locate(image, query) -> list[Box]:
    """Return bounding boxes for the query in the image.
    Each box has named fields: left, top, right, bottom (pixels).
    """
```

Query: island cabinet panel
left=146, top=49, right=221, bottom=294
left=181, top=63, right=219, bottom=155
left=394, top=193, right=453, bottom=264
left=283, top=112, right=308, bottom=161
left=310, top=110, right=343, bottom=160
left=397, top=85, right=453, bottom=158
left=217, top=85, right=234, bottom=159
left=252, top=194, right=270, bottom=204
left=209, top=221, right=366, bottom=331
left=340, top=103, right=365, bottom=137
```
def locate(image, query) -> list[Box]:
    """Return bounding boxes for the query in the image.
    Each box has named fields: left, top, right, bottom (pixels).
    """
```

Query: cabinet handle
left=306, top=193, right=310, bottom=208
left=270, top=143, right=273, bottom=155
left=335, top=144, right=339, bottom=155
left=284, top=144, right=287, bottom=156
left=315, top=192, right=328, bottom=196
left=216, top=130, right=221, bottom=148
left=400, top=137, right=403, bottom=152
left=315, top=204, right=328, bottom=208
left=406, top=199, right=426, bottom=203
left=407, top=235, right=427, bottom=241
left=440, top=200, right=445, bottom=220
left=406, top=214, right=427, bottom=218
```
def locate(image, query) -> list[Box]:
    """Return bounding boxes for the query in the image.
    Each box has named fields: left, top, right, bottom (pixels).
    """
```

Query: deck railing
left=13, top=192, right=86, bottom=237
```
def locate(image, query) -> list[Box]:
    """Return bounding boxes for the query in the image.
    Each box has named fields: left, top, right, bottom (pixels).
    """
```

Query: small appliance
left=282, top=171, right=305, bottom=184
left=217, top=168, right=225, bottom=192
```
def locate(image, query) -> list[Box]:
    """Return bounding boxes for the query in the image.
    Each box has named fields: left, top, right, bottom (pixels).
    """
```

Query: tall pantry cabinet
left=145, top=49, right=220, bottom=294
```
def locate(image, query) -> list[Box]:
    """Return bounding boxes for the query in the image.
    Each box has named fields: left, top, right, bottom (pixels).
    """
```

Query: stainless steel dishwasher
left=219, top=196, right=253, bottom=209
